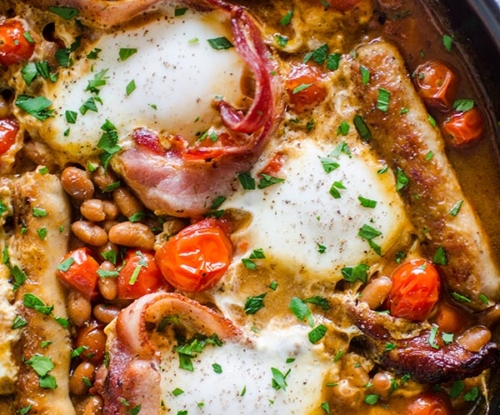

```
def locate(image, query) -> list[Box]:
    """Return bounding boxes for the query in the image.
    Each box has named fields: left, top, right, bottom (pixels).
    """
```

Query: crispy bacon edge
left=348, top=301, right=499, bottom=384
left=93, top=292, right=242, bottom=415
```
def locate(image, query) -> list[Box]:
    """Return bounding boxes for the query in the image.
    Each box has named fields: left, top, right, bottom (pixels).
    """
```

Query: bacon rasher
left=110, top=1, right=283, bottom=217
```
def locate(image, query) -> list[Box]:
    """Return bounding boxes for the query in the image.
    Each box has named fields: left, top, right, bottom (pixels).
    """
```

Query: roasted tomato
left=442, top=107, right=484, bottom=147
left=0, top=19, right=35, bottom=66
left=413, top=60, right=458, bottom=110
left=155, top=218, right=233, bottom=292
left=117, top=249, right=167, bottom=299
left=57, top=247, right=100, bottom=298
left=0, top=118, right=19, bottom=156
left=285, top=63, right=327, bottom=112
left=387, top=259, right=440, bottom=322
left=405, top=392, right=453, bottom=415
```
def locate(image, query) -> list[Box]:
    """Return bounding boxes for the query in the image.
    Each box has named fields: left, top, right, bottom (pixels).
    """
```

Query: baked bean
left=80, top=199, right=106, bottom=222
left=371, top=371, right=393, bottom=398
left=457, top=325, right=491, bottom=353
left=113, top=187, right=143, bottom=218
left=102, top=200, right=119, bottom=220
left=102, top=220, right=120, bottom=233
left=93, top=303, right=121, bottom=324
left=75, top=322, right=106, bottom=365
left=97, top=261, right=118, bottom=300
left=67, top=291, right=92, bottom=327
left=83, top=395, right=104, bottom=415
left=69, top=361, right=95, bottom=396
left=61, top=167, right=94, bottom=201
left=72, top=220, right=108, bottom=247
left=92, top=165, right=118, bottom=192
left=108, top=221, right=155, bottom=250
left=360, top=276, right=393, bottom=310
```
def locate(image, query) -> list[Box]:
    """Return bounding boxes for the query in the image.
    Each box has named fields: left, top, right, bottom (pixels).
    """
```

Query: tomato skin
left=442, top=107, right=484, bottom=147
left=117, top=250, right=167, bottom=299
left=413, top=61, right=459, bottom=110
left=405, top=392, right=453, bottom=415
left=0, top=19, right=35, bottom=66
left=0, top=118, right=19, bottom=156
left=387, top=259, right=440, bottom=322
left=155, top=218, right=234, bottom=293
left=285, top=64, right=327, bottom=112
left=57, top=248, right=100, bottom=299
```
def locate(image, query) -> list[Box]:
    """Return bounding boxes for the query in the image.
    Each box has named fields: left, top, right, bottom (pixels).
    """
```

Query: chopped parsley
left=341, top=263, right=370, bottom=283
left=433, top=246, right=448, bottom=265
left=353, top=114, right=371, bottom=141
left=395, top=167, right=409, bottom=191
left=451, top=292, right=471, bottom=303
left=258, top=174, right=284, bottom=189
left=271, top=367, right=290, bottom=391
left=207, top=37, right=233, bottom=50
left=429, top=325, right=439, bottom=349
left=449, top=200, right=464, bottom=216
left=360, top=65, right=370, bottom=85
left=292, top=83, right=313, bottom=94
left=320, top=158, right=339, bottom=173
left=327, top=53, right=342, bottom=71
left=453, top=98, right=474, bottom=112
left=244, top=293, right=266, bottom=314
left=377, top=88, right=391, bottom=112
left=175, top=7, right=188, bottom=16
left=308, top=324, right=327, bottom=344
left=329, top=181, right=346, bottom=199
left=238, top=172, right=256, bottom=190
left=275, top=35, right=288, bottom=47
left=126, top=80, right=136, bottom=96
left=280, top=10, right=294, bottom=26
left=15, top=95, right=54, bottom=121
left=289, top=297, right=314, bottom=327
left=443, top=34, right=453, bottom=51
left=358, top=196, right=377, bottom=208
left=337, top=120, right=350, bottom=136
left=119, top=48, right=138, bottom=61
left=48, top=6, right=79, bottom=19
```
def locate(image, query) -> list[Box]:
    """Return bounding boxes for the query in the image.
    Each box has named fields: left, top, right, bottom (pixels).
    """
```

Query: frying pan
left=442, top=0, right=500, bottom=413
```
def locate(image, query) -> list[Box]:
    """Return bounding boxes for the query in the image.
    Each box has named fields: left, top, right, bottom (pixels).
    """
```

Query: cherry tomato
left=442, top=107, right=484, bottom=147
left=413, top=61, right=458, bottom=110
left=57, top=247, right=99, bottom=298
left=0, top=118, right=19, bottom=156
left=117, top=250, right=167, bottom=299
left=285, top=64, right=327, bottom=112
left=0, top=19, right=35, bottom=66
left=75, top=321, right=106, bottom=365
left=387, top=259, right=440, bottom=322
left=405, top=392, right=453, bottom=415
left=155, top=218, right=233, bottom=292
left=260, top=152, right=285, bottom=176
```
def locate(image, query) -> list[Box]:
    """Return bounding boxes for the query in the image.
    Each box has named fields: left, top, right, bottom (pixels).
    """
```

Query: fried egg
left=36, top=6, right=246, bottom=161
left=221, top=137, right=413, bottom=284
left=159, top=325, right=331, bottom=414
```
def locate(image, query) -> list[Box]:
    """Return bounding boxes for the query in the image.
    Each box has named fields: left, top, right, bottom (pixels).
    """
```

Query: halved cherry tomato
left=413, top=61, right=459, bottom=110
left=117, top=249, right=167, bottom=299
left=442, top=107, right=484, bottom=147
left=155, top=218, right=234, bottom=292
left=405, top=392, right=453, bottom=415
left=285, top=63, right=327, bottom=112
left=57, top=247, right=99, bottom=298
left=387, top=259, right=440, bottom=322
left=0, top=118, right=19, bottom=156
left=0, top=19, right=35, bottom=66
left=260, top=152, right=285, bottom=176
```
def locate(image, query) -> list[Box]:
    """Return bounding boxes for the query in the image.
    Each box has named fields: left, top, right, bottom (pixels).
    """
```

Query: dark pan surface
left=442, top=0, right=500, bottom=413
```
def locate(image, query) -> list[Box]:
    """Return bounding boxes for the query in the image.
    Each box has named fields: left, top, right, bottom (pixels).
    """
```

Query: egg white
left=40, top=7, right=246, bottom=161
left=222, top=138, right=413, bottom=283
left=160, top=325, right=331, bottom=414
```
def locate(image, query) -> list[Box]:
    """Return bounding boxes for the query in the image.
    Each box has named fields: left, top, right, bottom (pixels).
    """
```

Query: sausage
left=6, top=170, right=75, bottom=414
left=350, top=41, right=500, bottom=309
